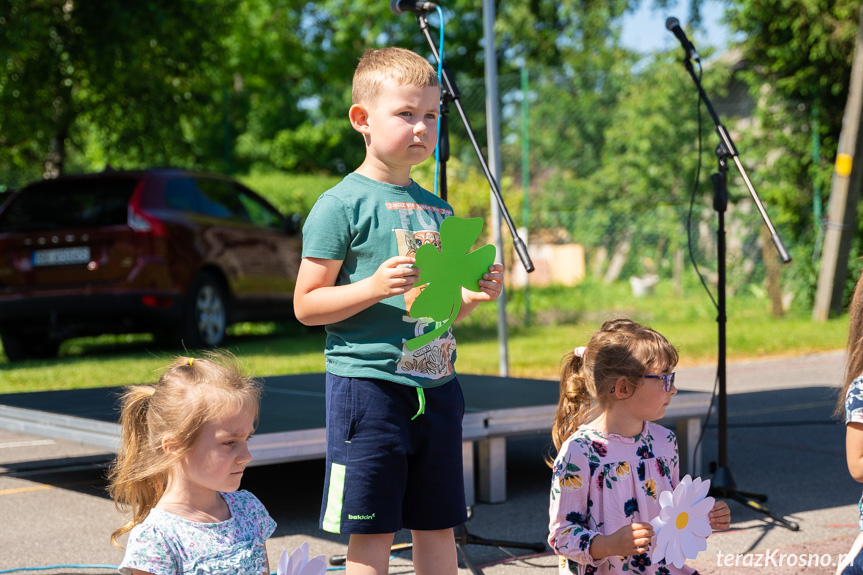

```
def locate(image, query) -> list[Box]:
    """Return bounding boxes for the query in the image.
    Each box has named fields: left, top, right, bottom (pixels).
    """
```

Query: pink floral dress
left=548, top=421, right=701, bottom=575
left=119, top=490, right=276, bottom=575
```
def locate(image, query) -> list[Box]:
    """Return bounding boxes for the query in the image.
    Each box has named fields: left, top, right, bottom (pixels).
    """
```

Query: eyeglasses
left=644, top=372, right=676, bottom=392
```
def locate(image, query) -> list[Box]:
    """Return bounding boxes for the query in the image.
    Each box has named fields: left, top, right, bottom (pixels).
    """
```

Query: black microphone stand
left=438, top=65, right=450, bottom=202
left=678, top=56, right=798, bottom=531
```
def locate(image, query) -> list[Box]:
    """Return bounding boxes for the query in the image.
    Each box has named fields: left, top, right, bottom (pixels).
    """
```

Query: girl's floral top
left=845, top=375, right=863, bottom=530
left=119, top=490, right=276, bottom=575
left=548, top=421, right=700, bottom=575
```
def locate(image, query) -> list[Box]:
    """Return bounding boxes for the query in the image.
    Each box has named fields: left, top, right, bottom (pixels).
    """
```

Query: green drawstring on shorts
left=411, top=387, right=426, bottom=420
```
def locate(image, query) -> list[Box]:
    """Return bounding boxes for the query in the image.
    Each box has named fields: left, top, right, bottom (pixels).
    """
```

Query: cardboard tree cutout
left=405, top=216, right=496, bottom=351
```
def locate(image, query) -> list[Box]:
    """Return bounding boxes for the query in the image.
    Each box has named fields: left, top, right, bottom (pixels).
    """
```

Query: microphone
left=390, top=0, right=438, bottom=15
left=665, top=17, right=700, bottom=62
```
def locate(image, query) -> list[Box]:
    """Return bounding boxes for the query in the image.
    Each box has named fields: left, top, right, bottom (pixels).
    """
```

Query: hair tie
left=574, top=346, right=587, bottom=358
left=189, top=358, right=194, bottom=366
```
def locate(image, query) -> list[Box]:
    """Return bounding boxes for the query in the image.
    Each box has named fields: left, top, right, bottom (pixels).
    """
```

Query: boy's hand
left=371, top=256, right=420, bottom=297
left=708, top=500, right=731, bottom=531
left=464, top=263, right=504, bottom=304
left=590, top=522, right=654, bottom=558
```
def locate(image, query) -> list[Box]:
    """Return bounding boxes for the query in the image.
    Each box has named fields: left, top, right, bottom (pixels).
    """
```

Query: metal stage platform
left=0, top=374, right=712, bottom=506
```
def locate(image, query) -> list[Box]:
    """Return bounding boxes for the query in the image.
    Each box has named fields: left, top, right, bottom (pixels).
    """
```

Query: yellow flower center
left=675, top=512, right=689, bottom=529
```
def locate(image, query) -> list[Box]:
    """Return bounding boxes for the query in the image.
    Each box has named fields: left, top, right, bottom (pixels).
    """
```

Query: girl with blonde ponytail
left=548, top=318, right=730, bottom=575
left=108, top=351, right=274, bottom=575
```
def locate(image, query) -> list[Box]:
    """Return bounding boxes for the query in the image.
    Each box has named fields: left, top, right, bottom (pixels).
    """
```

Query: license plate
left=32, top=246, right=91, bottom=267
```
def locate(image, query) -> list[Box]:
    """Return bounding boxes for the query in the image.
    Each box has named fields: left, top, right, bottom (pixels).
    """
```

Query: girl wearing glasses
left=547, top=318, right=730, bottom=575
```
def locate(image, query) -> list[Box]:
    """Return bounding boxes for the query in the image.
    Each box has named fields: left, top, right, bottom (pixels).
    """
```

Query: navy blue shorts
left=319, top=373, right=467, bottom=534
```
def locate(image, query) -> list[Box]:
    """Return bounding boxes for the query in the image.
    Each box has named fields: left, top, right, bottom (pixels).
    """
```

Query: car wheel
left=183, top=273, right=229, bottom=349
left=0, top=328, right=60, bottom=362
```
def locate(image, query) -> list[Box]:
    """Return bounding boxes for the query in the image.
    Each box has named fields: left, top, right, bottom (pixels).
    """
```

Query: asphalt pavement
left=0, top=349, right=859, bottom=575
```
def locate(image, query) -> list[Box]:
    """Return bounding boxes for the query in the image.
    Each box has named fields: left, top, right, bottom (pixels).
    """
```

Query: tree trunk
left=760, top=225, right=784, bottom=316
left=43, top=129, right=66, bottom=179
left=603, top=230, right=632, bottom=284
left=591, top=245, right=608, bottom=279
left=44, top=95, right=70, bottom=179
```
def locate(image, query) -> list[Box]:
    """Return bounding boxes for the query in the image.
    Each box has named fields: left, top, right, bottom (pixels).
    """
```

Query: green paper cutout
left=405, top=216, right=496, bottom=351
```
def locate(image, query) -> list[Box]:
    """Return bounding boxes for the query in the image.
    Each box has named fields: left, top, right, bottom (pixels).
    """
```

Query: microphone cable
left=686, top=59, right=716, bottom=310
left=683, top=57, right=721, bottom=473
left=432, top=5, right=445, bottom=198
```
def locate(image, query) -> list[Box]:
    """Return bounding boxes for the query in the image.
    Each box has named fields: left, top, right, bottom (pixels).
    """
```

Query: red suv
left=0, top=168, right=301, bottom=361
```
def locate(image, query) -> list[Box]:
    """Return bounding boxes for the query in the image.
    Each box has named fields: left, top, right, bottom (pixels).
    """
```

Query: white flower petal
left=679, top=526, right=708, bottom=559
left=286, top=542, right=310, bottom=575
left=692, top=534, right=709, bottom=555
left=285, top=554, right=300, bottom=575
left=679, top=479, right=700, bottom=508
left=691, top=477, right=711, bottom=502
left=277, top=550, right=289, bottom=575
left=689, top=517, right=712, bottom=538
left=652, top=518, right=673, bottom=563
left=659, top=505, right=676, bottom=522
left=667, top=533, right=687, bottom=568
left=690, top=496, right=715, bottom=518
left=672, top=480, right=688, bottom=507
left=684, top=526, right=708, bottom=556
left=659, top=489, right=674, bottom=509
left=298, top=556, right=327, bottom=575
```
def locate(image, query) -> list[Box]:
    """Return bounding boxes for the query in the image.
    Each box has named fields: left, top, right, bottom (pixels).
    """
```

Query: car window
left=236, top=187, right=284, bottom=230
left=0, top=178, right=137, bottom=232
left=162, top=178, right=200, bottom=212
left=196, top=178, right=250, bottom=222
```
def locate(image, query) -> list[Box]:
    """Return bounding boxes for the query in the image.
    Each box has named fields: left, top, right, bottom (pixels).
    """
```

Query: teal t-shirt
left=302, top=173, right=457, bottom=388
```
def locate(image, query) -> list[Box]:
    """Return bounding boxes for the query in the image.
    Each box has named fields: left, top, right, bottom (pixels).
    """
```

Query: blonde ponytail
left=107, top=385, right=170, bottom=546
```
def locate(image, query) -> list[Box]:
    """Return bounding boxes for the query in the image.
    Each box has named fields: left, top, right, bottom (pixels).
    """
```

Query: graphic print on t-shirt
left=388, top=200, right=456, bottom=380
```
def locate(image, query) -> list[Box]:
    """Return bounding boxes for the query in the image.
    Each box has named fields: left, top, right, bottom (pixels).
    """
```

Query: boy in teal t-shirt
left=294, top=46, right=503, bottom=575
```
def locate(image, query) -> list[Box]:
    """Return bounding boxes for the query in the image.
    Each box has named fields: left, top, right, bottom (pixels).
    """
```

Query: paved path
left=0, top=350, right=858, bottom=574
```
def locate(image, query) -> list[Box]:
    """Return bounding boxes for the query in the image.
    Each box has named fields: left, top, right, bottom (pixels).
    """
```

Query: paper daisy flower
left=277, top=542, right=327, bottom=575
left=650, top=474, right=714, bottom=568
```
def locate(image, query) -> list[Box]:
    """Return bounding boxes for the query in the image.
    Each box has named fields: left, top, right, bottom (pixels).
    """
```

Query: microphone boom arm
left=416, top=13, right=534, bottom=273
left=682, top=57, right=791, bottom=263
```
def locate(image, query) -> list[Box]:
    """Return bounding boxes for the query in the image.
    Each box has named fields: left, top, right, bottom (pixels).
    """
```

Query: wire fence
left=440, top=67, right=823, bottom=315
left=0, top=58, right=828, bottom=317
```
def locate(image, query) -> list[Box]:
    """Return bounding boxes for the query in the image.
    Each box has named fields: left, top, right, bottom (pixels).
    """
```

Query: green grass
left=1, top=169, right=847, bottom=392
left=237, top=171, right=341, bottom=218
left=0, top=283, right=849, bottom=393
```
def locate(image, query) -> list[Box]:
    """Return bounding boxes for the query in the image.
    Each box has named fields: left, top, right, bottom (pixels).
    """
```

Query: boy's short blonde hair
left=352, top=46, right=439, bottom=106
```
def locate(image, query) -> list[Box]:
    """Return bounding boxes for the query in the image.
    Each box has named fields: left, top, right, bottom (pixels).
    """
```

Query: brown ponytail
left=837, top=263, right=863, bottom=419
left=547, top=317, right=678, bottom=466
left=551, top=352, right=594, bottom=453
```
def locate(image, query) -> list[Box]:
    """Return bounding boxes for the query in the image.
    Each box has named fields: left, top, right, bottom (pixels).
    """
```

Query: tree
left=0, top=1, right=236, bottom=186
left=724, top=0, right=863, bottom=307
